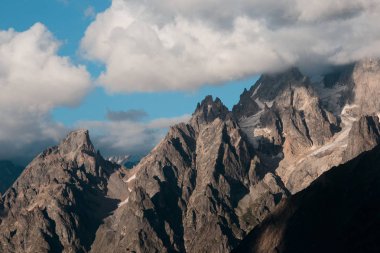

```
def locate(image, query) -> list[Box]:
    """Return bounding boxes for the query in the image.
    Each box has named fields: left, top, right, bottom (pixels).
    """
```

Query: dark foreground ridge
left=233, top=144, right=380, bottom=253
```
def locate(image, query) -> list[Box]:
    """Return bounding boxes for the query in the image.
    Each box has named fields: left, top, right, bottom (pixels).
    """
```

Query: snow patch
left=313, top=80, right=348, bottom=114
left=341, top=104, right=359, bottom=116
left=239, top=111, right=263, bottom=128
left=309, top=115, right=356, bottom=157
left=108, top=155, right=130, bottom=165
left=239, top=112, right=264, bottom=146
left=254, top=127, right=272, bottom=136
left=249, top=82, right=273, bottom=110
left=118, top=197, right=129, bottom=207
left=255, top=98, right=265, bottom=109
left=124, top=174, right=137, bottom=183
left=266, top=100, right=274, bottom=108
left=251, top=82, right=262, bottom=98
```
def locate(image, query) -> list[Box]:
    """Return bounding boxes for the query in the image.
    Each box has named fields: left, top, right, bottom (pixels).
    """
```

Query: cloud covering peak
left=0, top=23, right=91, bottom=162
left=81, top=0, right=380, bottom=93
left=78, top=114, right=191, bottom=158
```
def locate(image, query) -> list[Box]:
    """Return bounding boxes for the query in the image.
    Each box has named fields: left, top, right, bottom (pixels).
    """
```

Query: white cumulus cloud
left=81, top=0, right=380, bottom=92
left=0, top=23, right=91, bottom=162
left=78, top=114, right=191, bottom=158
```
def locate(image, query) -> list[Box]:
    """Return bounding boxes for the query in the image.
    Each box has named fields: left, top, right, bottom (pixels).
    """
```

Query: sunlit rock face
left=91, top=96, right=289, bottom=253
left=0, top=130, right=126, bottom=253
left=234, top=60, right=380, bottom=194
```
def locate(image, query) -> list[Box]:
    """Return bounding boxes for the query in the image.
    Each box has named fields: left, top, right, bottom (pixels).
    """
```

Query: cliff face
left=91, top=97, right=288, bottom=253
left=232, top=69, right=336, bottom=193
left=233, top=60, right=380, bottom=193
left=343, top=115, right=380, bottom=162
left=0, top=130, right=127, bottom=253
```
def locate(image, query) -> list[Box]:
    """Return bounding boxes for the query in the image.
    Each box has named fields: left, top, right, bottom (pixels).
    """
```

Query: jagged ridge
left=0, top=130, right=126, bottom=253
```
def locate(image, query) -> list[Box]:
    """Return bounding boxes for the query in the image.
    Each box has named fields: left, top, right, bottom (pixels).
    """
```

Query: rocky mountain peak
left=232, top=67, right=309, bottom=120
left=354, top=58, right=380, bottom=72
left=252, top=67, right=307, bottom=101
left=58, top=129, right=95, bottom=155
left=232, top=89, right=261, bottom=119
left=234, top=66, right=340, bottom=193
left=261, top=67, right=304, bottom=83
left=343, top=115, right=380, bottom=162
left=327, top=58, right=380, bottom=116
left=191, top=95, right=230, bottom=126
left=0, top=130, right=123, bottom=253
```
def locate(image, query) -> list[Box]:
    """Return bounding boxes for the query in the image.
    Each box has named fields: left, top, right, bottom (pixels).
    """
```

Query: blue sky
left=53, top=78, right=257, bottom=126
left=0, top=0, right=110, bottom=59
left=0, top=0, right=260, bottom=162
left=0, top=0, right=257, bottom=127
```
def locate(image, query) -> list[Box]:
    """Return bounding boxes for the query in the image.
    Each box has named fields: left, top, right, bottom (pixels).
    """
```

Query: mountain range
left=1, top=58, right=380, bottom=252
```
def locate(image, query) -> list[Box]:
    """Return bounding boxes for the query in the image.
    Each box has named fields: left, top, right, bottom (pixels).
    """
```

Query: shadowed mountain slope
left=233, top=144, right=380, bottom=253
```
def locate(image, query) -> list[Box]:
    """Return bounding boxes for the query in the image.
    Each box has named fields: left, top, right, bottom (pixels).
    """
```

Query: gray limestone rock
left=0, top=130, right=124, bottom=253
left=90, top=97, right=288, bottom=253
left=343, top=115, right=380, bottom=162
